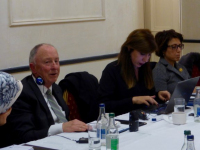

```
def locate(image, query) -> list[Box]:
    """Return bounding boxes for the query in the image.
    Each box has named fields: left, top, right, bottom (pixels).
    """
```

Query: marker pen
left=151, top=116, right=163, bottom=122
left=119, top=128, right=129, bottom=133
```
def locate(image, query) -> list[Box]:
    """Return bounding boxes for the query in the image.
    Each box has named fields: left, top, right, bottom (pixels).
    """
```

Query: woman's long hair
left=118, top=29, right=157, bottom=89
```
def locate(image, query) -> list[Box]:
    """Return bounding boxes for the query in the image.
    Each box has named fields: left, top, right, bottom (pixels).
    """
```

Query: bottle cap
left=184, top=130, right=191, bottom=135
left=99, top=103, right=105, bottom=107
left=109, top=113, right=115, bottom=117
left=152, top=118, right=156, bottom=121
left=187, top=135, right=194, bottom=140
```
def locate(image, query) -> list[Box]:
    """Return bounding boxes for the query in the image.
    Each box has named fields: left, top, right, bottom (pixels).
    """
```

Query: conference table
left=25, top=107, right=200, bottom=150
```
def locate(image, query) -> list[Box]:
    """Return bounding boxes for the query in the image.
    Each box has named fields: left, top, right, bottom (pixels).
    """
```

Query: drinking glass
left=174, top=98, right=185, bottom=112
left=88, top=123, right=101, bottom=150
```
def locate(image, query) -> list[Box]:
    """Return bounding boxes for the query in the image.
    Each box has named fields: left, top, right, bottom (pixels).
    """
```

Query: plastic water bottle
left=193, top=87, right=200, bottom=122
left=186, top=135, right=195, bottom=150
left=97, top=103, right=108, bottom=145
left=181, top=130, right=191, bottom=150
left=106, top=113, right=119, bottom=150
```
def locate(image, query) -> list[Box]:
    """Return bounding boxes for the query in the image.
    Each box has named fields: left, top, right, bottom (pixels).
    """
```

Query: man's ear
left=29, top=63, right=36, bottom=74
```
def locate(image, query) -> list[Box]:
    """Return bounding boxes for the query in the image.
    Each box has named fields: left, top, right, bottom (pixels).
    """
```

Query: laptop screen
left=165, top=76, right=200, bottom=113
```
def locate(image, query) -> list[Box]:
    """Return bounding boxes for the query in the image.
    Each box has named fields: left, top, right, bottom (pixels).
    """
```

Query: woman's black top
left=98, top=60, right=157, bottom=116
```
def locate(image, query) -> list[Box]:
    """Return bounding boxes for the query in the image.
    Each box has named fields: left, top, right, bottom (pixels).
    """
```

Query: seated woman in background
left=98, top=29, right=170, bottom=116
left=153, top=29, right=190, bottom=95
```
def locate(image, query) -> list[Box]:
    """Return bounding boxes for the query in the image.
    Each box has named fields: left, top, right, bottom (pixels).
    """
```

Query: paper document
left=0, top=145, right=33, bottom=150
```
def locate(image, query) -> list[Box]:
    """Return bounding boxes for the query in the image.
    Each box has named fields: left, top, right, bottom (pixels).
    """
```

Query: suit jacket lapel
left=160, top=58, right=186, bottom=80
left=27, top=76, right=54, bottom=124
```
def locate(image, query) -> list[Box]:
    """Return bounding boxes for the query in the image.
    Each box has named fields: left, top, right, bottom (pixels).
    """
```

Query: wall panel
left=0, top=0, right=144, bottom=70
left=9, top=0, right=105, bottom=26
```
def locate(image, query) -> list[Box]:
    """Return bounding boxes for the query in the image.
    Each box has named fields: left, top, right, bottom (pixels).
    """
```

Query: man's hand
left=62, top=119, right=88, bottom=132
left=132, top=95, right=158, bottom=106
left=158, top=91, right=171, bottom=101
left=0, top=108, right=12, bottom=126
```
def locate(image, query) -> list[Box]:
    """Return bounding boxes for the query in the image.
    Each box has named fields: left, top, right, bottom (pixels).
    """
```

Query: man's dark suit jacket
left=0, top=75, right=69, bottom=147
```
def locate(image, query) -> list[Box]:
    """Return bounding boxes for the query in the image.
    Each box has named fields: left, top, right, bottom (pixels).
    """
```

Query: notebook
left=145, top=76, right=200, bottom=114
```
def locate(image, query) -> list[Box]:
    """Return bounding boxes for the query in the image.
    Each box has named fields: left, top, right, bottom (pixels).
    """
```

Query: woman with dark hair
left=98, top=29, right=169, bottom=116
left=153, top=29, right=190, bottom=95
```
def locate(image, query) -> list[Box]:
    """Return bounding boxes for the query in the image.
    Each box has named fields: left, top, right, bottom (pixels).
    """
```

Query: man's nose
left=51, top=61, right=59, bottom=68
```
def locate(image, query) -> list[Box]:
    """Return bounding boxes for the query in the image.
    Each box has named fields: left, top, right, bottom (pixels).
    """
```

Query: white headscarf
left=0, top=72, right=23, bottom=113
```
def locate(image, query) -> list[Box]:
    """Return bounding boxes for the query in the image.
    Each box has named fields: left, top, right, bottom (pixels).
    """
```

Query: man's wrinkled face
left=30, top=45, right=60, bottom=88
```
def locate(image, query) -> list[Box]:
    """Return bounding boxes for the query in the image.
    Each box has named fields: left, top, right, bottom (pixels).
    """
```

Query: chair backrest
left=59, top=71, right=99, bottom=123
left=179, top=52, right=200, bottom=86
left=192, top=65, right=200, bottom=86
left=62, top=90, right=81, bottom=121
left=179, top=52, right=200, bottom=76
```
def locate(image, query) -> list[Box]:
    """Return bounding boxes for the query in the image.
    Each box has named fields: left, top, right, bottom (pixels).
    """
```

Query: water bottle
left=106, top=113, right=119, bottom=150
left=97, top=103, right=108, bottom=145
left=129, top=110, right=139, bottom=132
left=181, top=130, right=191, bottom=150
left=193, top=87, right=200, bottom=122
left=186, top=135, right=195, bottom=150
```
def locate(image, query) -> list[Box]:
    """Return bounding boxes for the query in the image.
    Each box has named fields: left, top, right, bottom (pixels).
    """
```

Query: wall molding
left=183, top=39, right=200, bottom=43
left=9, top=0, right=105, bottom=26
left=1, top=53, right=118, bottom=74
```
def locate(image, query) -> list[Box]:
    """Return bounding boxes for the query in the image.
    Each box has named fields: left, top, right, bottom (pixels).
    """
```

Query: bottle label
left=111, top=138, right=119, bottom=150
left=97, top=128, right=106, bottom=139
left=101, top=129, right=106, bottom=139
left=97, top=128, right=100, bottom=138
left=197, top=107, right=200, bottom=116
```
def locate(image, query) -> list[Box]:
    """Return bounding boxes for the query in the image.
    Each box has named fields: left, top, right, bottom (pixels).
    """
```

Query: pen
left=119, top=128, right=129, bottom=133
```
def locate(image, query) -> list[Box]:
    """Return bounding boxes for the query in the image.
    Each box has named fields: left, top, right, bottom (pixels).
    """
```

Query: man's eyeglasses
left=167, top=44, right=184, bottom=50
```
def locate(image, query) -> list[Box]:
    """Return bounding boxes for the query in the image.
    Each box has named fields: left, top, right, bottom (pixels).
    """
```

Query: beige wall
left=144, top=0, right=200, bottom=62
left=0, top=0, right=144, bottom=81
left=1, top=0, right=199, bottom=82
left=144, top=0, right=181, bottom=62
left=11, top=58, right=117, bottom=83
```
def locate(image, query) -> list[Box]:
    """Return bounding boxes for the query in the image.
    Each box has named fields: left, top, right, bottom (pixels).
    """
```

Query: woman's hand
left=158, top=90, right=171, bottom=101
left=132, top=95, right=158, bottom=106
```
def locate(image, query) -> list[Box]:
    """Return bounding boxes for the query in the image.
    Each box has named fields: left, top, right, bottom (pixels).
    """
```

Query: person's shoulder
left=153, top=61, right=166, bottom=71
left=106, top=60, right=118, bottom=67
left=19, top=75, right=39, bottom=97
left=103, top=60, right=120, bottom=75
left=104, top=60, right=119, bottom=70
left=53, top=82, right=61, bottom=89
left=20, top=75, right=34, bottom=87
left=21, top=75, right=32, bottom=82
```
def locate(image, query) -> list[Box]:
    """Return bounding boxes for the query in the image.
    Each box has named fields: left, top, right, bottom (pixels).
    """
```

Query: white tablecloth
left=27, top=108, right=200, bottom=150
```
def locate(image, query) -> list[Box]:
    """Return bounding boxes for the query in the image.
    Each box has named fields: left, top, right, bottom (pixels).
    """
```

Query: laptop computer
left=145, top=76, right=200, bottom=114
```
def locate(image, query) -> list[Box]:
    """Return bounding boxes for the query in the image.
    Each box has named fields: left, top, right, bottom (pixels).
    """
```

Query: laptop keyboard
left=144, top=103, right=167, bottom=114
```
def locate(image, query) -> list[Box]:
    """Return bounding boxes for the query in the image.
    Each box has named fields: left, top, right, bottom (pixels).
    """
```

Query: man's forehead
left=35, top=45, right=59, bottom=60
left=38, top=44, right=56, bottom=51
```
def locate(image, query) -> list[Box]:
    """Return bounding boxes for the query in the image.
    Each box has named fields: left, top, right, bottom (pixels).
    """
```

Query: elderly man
left=5, top=43, right=87, bottom=145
